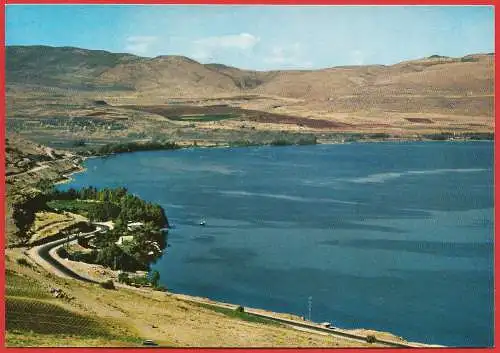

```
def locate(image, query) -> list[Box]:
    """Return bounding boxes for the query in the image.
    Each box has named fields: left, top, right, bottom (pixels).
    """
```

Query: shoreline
left=54, top=164, right=87, bottom=185
left=47, top=138, right=488, bottom=347
left=59, top=137, right=493, bottom=184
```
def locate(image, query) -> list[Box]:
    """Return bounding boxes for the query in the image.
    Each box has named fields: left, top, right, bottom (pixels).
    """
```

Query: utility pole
left=308, top=296, right=313, bottom=321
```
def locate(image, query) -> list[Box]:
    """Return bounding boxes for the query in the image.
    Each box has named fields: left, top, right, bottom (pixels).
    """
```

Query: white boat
left=199, top=219, right=206, bottom=226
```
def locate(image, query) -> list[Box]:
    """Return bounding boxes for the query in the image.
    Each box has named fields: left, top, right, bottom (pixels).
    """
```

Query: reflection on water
left=62, top=141, right=493, bottom=347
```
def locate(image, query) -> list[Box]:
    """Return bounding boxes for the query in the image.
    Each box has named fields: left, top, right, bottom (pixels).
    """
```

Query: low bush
left=99, top=280, right=115, bottom=290
left=16, top=258, right=31, bottom=267
left=153, top=286, right=167, bottom=292
left=366, top=335, right=376, bottom=343
left=117, top=272, right=130, bottom=285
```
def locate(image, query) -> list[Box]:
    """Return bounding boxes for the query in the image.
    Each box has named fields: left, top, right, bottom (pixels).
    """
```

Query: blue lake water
left=61, top=141, right=494, bottom=347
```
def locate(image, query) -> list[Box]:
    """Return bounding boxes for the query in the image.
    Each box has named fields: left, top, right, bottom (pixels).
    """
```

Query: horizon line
left=6, top=44, right=494, bottom=72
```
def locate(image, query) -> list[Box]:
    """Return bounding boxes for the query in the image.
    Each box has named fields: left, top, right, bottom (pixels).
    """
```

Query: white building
left=127, top=221, right=144, bottom=231
left=116, top=235, right=134, bottom=246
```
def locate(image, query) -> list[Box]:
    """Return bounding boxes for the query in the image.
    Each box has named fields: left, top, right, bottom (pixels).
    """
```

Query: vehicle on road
left=142, top=339, right=158, bottom=346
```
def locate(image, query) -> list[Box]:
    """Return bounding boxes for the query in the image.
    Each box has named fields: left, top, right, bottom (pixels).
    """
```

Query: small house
left=127, top=221, right=144, bottom=231
left=116, top=235, right=134, bottom=246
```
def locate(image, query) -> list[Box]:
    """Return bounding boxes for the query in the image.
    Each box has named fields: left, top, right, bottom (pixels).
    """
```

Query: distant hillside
left=6, top=45, right=494, bottom=117
left=6, top=46, right=141, bottom=90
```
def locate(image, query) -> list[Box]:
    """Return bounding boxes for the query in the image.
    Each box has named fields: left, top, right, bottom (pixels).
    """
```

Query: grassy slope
left=30, top=211, right=87, bottom=243
left=6, top=266, right=142, bottom=347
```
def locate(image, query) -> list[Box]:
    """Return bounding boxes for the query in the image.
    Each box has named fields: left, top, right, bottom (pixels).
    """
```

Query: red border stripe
left=0, top=2, right=496, bottom=353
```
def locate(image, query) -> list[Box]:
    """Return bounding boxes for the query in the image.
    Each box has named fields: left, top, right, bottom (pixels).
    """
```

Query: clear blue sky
left=6, top=5, right=494, bottom=70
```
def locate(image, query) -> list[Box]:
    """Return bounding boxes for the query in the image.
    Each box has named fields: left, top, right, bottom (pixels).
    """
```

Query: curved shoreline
left=62, top=138, right=493, bottom=184
left=53, top=140, right=490, bottom=347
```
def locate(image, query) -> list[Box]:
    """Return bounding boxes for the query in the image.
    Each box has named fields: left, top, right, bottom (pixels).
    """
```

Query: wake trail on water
left=219, top=190, right=360, bottom=205
left=348, top=168, right=489, bottom=184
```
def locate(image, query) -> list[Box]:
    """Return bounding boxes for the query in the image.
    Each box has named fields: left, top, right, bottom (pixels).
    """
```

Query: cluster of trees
left=422, top=132, right=494, bottom=141
left=270, top=135, right=317, bottom=146
left=12, top=192, right=50, bottom=242
left=462, top=132, right=494, bottom=140
left=92, top=222, right=166, bottom=271
left=44, top=185, right=169, bottom=271
left=229, top=135, right=318, bottom=147
left=118, top=270, right=164, bottom=290
left=49, top=186, right=168, bottom=228
left=94, top=141, right=180, bottom=156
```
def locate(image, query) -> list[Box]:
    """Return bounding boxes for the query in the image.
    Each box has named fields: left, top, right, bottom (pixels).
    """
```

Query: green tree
left=36, top=179, right=54, bottom=195
left=118, top=272, right=130, bottom=284
left=96, top=244, right=123, bottom=269
left=150, top=270, right=160, bottom=288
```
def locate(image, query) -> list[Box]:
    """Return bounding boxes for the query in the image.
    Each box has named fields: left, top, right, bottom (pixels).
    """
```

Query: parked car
left=142, top=339, right=158, bottom=346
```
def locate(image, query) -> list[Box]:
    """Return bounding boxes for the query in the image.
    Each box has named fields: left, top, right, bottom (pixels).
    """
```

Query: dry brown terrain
left=6, top=46, right=494, bottom=148
left=5, top=134, right=84, bottom=244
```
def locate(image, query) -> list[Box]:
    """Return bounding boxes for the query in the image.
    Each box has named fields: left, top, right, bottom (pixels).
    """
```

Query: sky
left=6, top=5, right=494, bottom=70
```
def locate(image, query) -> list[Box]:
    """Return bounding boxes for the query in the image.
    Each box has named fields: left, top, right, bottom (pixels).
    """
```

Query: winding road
left=27, top=224, right=108, bottom=283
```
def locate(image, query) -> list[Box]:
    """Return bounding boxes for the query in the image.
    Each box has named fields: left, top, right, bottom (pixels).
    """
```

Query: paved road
left=7, top=163, right=50, bottom=179
left=171, top=294, right=426, bottom=348
left=27, top=224, right=107, bottom=283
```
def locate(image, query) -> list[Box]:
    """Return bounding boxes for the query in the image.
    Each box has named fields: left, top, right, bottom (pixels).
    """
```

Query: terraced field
left=7, top=297, right=108, bottom=336
left=169, top=114, right=236, bottom=122
left=30, top=211, right=86, bottom=243
left=5, top=268, right=141, bottom=347
left=6, top=270, right=52, bottom=299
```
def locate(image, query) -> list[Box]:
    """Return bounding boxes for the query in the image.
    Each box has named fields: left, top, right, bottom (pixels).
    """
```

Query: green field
left=7, top=297, right=111, bottom=336
left=6, top=270, right=52, bottom=299
left=6, top=331, right=141, bottom=347
left=168, top=114, right=236, bottom=122
left=47, top=199, right=96, bottom=216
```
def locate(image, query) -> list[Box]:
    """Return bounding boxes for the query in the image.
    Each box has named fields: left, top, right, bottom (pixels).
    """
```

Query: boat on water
left=199, top=219, right=206, bottom=226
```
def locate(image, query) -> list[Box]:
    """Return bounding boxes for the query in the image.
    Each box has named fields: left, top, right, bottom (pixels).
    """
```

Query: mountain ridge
left=6, top=44, right=493, bottom=141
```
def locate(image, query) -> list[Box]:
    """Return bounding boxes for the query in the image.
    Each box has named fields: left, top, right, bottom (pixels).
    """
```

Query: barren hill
left=5, top=45, right=494, bottom=146
left=7, top=46, right=493, bottom=105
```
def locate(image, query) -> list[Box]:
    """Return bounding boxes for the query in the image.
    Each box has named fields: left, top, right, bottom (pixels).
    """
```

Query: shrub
left=16, top=258, right=31, bottom=267
left=117, top=272, right=130, bottom=285
left=73, top=139, right=87, bottom=147
left=270, top=139, right=292, bottom=146
left=297, top=136, right=317, bottom=145
left=366, top=335, right=376, bottom=343
left=99, top=280, right=115, bottom=290
left=234, top=305, right=244, bottom=313
left=56, top=247, right=69, bottom=259
left=129, top=275, right=150, bottom=286
left=153, top=286, right=167, bottom=292
left=149, top=270, right=160, bottom=288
